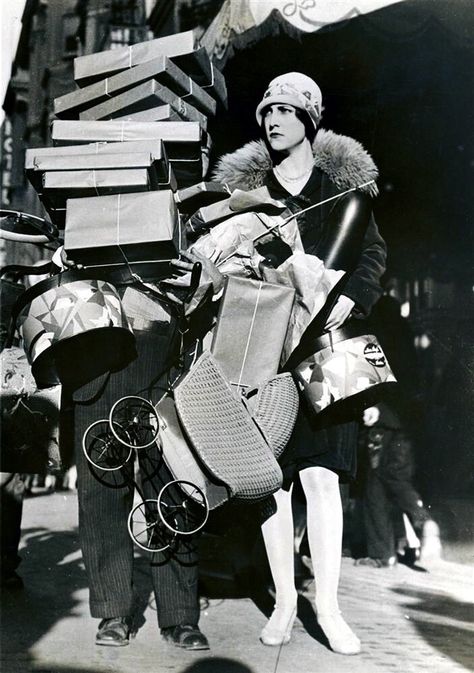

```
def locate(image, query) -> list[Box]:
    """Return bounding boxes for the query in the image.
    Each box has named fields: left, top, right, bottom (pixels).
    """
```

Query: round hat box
left=294, top=322, right=397, bottom=419
left=14, top=270, right=136, bottom=388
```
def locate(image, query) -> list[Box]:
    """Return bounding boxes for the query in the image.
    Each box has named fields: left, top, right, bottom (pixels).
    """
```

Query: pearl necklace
left=274, top=164, right=313, bottom=183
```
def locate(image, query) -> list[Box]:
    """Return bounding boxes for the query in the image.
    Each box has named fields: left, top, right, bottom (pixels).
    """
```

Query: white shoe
left=420, top=520, right=442, bottom=562
left=260, top=602, right=297, bottom=647
left=317, top=611, right=361, bottom=655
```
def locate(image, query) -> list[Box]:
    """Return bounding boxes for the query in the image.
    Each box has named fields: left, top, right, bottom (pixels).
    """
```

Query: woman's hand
left=159, top=249, right=224, bottom=306
left=183, top=249, right=224, bottom=294
left=324, top=295, right=355, bottom=331
left=59, top=246, right=83, bottom=270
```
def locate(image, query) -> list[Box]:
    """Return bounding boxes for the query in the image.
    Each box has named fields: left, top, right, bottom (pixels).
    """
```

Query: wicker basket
left=252, top=373, right=299, bottom=459
left=174, top=351, right=282, bottom=502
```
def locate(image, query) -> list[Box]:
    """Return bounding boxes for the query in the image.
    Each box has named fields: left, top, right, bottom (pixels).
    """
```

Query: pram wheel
left=82, top=419, right=133, bottom=471
left=127, top=499, right=175, bottom=553
left=109, top=395, right=159, bottom=449
left=157, top=480, right=209, bottom=535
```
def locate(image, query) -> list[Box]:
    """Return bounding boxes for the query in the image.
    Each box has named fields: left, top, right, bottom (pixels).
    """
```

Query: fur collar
left=212, top=129, right=379, bottom=197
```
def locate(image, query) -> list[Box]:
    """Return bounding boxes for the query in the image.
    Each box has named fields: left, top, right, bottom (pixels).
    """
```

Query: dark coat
left=212, top=129, right=387, bottom=483
left=212, top=129, right=386, bottom=316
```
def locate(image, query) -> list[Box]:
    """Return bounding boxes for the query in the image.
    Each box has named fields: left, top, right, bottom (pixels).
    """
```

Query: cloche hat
left=256, top=72, right=322, bottom=128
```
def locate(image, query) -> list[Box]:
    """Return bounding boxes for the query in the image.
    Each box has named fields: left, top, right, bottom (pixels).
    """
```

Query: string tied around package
left=232, top=280, right=263, bottom=392
left=91, top=169, right=99, bottom=197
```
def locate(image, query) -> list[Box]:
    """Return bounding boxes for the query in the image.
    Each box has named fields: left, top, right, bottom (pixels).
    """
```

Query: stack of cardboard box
left=25, top=31, right=227, bottom=281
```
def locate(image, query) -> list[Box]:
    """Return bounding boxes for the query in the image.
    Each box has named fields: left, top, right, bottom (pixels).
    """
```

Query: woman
left=212, top=72, right=387, bottom=655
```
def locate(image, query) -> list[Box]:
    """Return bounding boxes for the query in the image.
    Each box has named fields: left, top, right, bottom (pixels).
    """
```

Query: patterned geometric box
left=294, top=328, right=398, bottom=417
left=14, top=273, right=135, bottom=388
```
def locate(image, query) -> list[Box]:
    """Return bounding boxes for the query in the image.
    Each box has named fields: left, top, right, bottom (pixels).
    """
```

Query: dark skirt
left=279, top=394, right=359, bottom=488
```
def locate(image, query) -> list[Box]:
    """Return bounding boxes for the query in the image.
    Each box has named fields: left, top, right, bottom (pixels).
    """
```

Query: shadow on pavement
left=391, top=586, right=474, bottom=670
left=295, top=593, right=331, bottom=649
left=411, top=620, right=474, bottom=671
left=391, top=586, right=474, bottom=623
left=1, top=524, right=86, bottom=659
left=181, top=659, right=256, bottom=672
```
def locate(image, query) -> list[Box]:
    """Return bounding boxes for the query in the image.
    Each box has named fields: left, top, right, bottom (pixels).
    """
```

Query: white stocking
left=260, top=487, right=298, bottom=643
left=300, top=466, right=342, bottom=613
left=300, top=466, right=360, bottom=655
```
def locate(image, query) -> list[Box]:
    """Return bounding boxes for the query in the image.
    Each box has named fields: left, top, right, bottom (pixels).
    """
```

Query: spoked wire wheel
left=109, top=396, right=159, bottom=450
left=127, top=498, right=176, bottom=553
left=157, top=480, right=209, bottom=536
left=82, top=419, right=133, bottom=471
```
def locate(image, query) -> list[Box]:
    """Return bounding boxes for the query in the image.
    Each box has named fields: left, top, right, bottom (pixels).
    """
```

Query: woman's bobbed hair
left=260, top=105, right=318, bottom=161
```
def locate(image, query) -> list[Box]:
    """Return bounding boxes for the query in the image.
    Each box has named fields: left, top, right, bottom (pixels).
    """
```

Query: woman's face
left=263, top=104, right=307, bottom=153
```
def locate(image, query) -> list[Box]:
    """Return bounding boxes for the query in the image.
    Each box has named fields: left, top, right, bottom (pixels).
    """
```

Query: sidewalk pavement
left=1, top=490, right=473, bottom=673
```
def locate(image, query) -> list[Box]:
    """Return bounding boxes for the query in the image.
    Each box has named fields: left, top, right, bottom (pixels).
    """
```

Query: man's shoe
left=95, top=617, right=130, bottom=647
left=161, top=624, right=210, bottom=651
left=354, top=556, right=397, bottom=568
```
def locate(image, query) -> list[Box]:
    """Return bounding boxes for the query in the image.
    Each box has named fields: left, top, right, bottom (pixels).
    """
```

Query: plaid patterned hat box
left=13, top=270, right=136, bottom=389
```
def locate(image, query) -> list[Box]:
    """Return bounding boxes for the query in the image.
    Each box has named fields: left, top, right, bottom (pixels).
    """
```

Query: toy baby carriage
left=80, top=266, right=300, bottom=553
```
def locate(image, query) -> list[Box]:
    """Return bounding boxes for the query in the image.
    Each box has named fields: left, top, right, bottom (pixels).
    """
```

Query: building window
left=111, top=0, right=145, bottom=27
left=178, top=0, right=225, bottom=33
left=62, top=13, right=80, bottom=59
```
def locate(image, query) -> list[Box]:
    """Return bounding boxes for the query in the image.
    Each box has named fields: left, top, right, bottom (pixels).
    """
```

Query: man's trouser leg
left=363, top=468, right=396, bottom=561
left=74, top=388, right=136, bottom=619
left=1, top=472, right=25, bottom=577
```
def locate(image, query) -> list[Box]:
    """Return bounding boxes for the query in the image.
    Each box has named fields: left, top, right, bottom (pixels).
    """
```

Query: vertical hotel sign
left=1, top=118, right=13, bottom=206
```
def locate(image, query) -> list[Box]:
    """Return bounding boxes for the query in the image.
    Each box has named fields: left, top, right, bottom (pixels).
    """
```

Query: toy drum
left=294, top=322, right=397, bottom=419
left=14, top=270, right=136, bottom=388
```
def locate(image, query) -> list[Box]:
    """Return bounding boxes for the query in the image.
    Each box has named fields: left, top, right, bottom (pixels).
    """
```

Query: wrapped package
left=188, top=205, right=294, bottom=268
left=112, top=100, right=206, bottom=130
left=79, top=79, right=208, bottom=130
left=116, top=97, right=207, bottom=130
left=188, top=209, right=346, bottom=363
left=55, top=56, right=190, bottom=119
left=210, top=276, right=295, bottom=391
left=187, top=186, right=287, bottom=231
left=175, top=181, right=232, bottom=213
left=41, top=168, right=162, bottom=208
left=32, top=149, right=165, bottom=172
left=113, top=103, right=183, bottom=123
left=51, top=120, right=203, bottom=160
left=74, top=31, right=212, bottom=87
left=201, top=64, right=228, bottom=109
left=30, top=150, right=174, bottom=193
left=26, top=140, right=171, bottom=199
left=25, top=139, right=167, bottom=171
left=78, top=78, right=186, bottom=120
left=64, top=191, right=181, bottom=281
left=261, top=253, right=345, bottom=363
left=57, top=57, right=216, bottom=119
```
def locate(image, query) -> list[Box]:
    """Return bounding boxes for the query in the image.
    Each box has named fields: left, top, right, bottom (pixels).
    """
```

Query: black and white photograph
left=1, top=1, right=473, bottom=672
